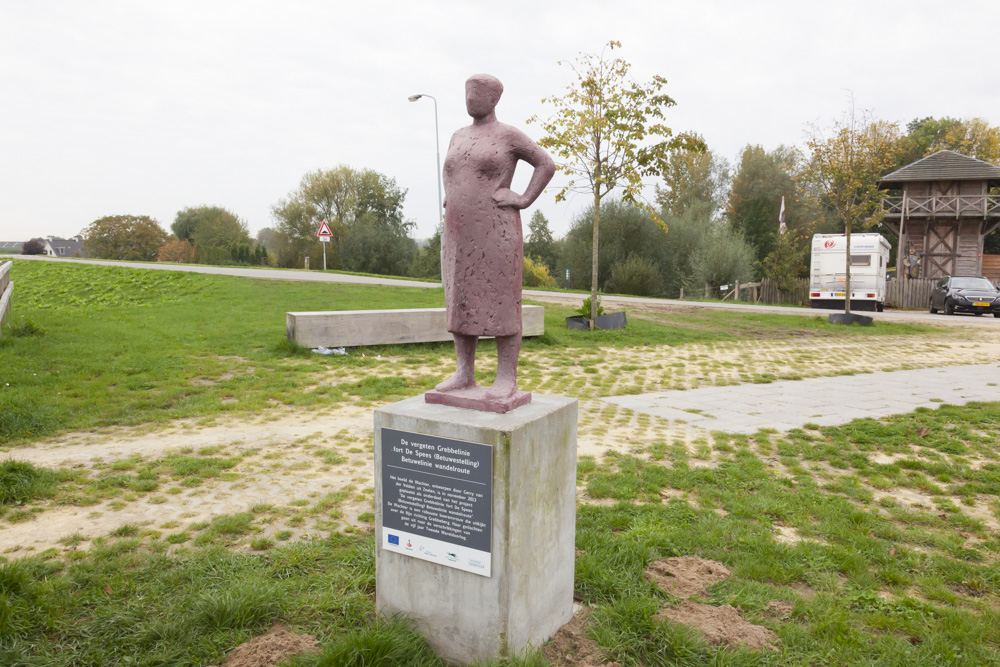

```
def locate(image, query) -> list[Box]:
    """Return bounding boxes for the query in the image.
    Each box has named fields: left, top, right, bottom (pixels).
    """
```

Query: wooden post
left=735, top=280, right=740, bottom=302
left=679, top=287, right=684, bottom=300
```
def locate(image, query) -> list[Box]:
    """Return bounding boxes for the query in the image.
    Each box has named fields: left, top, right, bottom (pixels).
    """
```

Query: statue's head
left=465, top=74, right=503, bottom=119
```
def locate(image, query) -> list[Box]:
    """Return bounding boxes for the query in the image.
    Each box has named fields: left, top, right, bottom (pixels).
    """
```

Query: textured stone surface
left=431, top=74, right=555, bottom=413
left=375, top=394, right=577, bottom=665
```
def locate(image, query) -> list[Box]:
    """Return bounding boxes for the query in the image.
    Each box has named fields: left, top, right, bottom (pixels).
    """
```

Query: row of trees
left=76, top=208, right=270, bottom=266
left=71, top=42, right=1000, bottom=297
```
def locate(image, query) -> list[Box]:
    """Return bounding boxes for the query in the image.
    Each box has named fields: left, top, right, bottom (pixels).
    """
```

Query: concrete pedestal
left=374, top=394, right=578, bottom=665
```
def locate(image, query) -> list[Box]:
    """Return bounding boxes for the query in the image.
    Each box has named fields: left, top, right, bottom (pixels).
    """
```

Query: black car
left=929, top=276, right=1000, bottom=317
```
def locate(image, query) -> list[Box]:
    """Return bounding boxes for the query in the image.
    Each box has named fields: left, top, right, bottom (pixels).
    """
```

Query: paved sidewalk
left=603, top=364, right=1000, bottom=434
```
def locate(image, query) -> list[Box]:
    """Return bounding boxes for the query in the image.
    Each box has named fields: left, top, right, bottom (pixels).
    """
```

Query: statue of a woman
left=425, top=74, right=555, bottom=413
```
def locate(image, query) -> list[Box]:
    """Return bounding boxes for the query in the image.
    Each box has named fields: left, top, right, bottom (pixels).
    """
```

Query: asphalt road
left=14, top=255, right=999, bottom=328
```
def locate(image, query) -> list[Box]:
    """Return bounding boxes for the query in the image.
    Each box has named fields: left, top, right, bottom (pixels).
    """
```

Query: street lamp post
left=408, top=93, right=444, bottom=224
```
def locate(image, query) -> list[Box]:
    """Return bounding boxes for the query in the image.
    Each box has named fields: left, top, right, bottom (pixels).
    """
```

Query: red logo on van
left=823, top=240, right=836, bottom=248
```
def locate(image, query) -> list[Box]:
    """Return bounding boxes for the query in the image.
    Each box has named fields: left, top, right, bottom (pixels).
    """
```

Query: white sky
left=2, top=0, right=999, bottom=244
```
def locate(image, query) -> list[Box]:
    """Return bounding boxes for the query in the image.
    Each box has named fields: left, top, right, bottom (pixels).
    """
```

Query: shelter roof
left=880, top=150, right=1000, bottom=188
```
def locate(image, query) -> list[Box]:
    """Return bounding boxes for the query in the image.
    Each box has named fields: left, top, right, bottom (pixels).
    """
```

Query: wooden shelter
left=880, top=150, right=1000, bottom=278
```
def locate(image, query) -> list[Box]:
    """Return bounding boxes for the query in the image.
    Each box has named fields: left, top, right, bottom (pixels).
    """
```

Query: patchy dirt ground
left=218, top=624, right=319, bottom=667
left=656, top=601, right=780, bottom=651
left=644, top=556, right=732, bottom=599
left=3, top=327, right=999, bottom=557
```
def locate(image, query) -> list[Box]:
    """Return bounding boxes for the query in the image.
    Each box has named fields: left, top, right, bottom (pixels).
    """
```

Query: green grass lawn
left=0, top=260, right=937, bottom=446
left=3, top=404, right=999, bottom=666
left=3, top=258, right=993, bottom=666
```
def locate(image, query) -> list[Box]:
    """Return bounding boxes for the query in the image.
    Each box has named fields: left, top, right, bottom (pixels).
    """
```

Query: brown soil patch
left=542, top=609, right=621, bottom=667
left=220, top=623, right=319, bottom=667
left=645, top=556, right=731, bottom=599
left=657, top=601, right=779, bottom=651
left=765, top=600, right=794, bottom=619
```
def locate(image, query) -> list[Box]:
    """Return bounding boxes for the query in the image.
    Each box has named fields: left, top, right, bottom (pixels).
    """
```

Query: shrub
left=607, top=253, right=662, bottom=296
left=577, top=295, right=605, bottom=319
left=523, top=255, right=555, bottom=288
left=0, top=460, right=58, bottom=504
left=157, top=238, right=195, bottom=263
left=21, top=239, right=46, bottom=255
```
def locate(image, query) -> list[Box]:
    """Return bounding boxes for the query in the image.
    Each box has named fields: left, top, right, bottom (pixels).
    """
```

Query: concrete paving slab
left=603, top=363, right=1000, bottom=434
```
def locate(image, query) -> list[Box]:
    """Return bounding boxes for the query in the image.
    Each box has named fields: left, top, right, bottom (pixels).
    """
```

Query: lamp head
left=408, top=94, right=422, bottom=102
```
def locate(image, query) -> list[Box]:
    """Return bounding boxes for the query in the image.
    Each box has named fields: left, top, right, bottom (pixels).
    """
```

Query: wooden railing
left=884, top=278, right=936, bottom=310
left=751, top=276, right=936, bottom=310
left=882, top=195, right=1000, bottom=218
left=0, top=261, right=12, bottom=338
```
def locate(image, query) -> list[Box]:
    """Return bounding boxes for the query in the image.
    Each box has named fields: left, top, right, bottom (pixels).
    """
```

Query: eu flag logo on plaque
left=388, top=534, right=400, bottom=545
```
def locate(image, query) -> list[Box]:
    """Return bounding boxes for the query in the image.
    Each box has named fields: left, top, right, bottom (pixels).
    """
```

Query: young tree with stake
left=531, top=41, right=700, bottom=328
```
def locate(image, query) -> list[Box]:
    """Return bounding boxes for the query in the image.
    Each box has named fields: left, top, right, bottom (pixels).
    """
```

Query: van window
left=850, top=255, right=871, bottom=267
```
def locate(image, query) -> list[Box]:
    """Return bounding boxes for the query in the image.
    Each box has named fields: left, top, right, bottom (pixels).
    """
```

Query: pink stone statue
left=424, top=74, right=555, bottom=413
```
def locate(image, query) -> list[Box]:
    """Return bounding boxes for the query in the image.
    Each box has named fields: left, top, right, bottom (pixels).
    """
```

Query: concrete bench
left=286, top=305, right=545, bottom=349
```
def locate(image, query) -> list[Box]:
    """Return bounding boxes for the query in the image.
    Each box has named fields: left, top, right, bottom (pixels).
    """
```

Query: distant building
left=880, top=150, right=1000, bottom=279
left=0, top=241, right=23, bottom=252
left=43, top=237, right=87, bottom=257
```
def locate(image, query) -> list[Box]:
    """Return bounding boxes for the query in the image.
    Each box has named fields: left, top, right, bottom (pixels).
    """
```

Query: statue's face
left=465, top=79, right=499, bottom=119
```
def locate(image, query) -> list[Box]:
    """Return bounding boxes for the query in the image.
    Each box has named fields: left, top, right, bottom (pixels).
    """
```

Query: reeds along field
left=1, top=258, right=999, bottom=666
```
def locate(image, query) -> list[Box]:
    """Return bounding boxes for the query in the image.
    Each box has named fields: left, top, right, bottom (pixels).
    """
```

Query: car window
left=950, top=277, right=996, bottom=290
left=850, top=255, right=871, bottom=267
left=937, top=278, right=948, bottom=289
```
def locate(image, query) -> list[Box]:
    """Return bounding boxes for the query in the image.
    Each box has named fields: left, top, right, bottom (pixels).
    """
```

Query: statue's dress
left=441, top=123, right=526, bottom=337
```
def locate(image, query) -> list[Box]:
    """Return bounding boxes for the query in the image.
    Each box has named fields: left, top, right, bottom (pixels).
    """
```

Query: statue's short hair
left=467, top=74, right=503, bottom=104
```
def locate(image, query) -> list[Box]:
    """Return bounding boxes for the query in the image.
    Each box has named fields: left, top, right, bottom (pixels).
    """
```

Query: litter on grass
left=312, top=346, right=347, bottom=355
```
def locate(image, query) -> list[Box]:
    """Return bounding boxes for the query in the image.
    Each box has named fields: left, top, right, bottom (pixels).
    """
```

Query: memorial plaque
left=380, top=428, right=493, bottom=576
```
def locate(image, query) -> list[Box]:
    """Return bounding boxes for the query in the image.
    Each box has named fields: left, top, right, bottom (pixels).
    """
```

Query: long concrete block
left=286, top=305, right=544, bottom=348
left=374, top=394, right=578, bottom=664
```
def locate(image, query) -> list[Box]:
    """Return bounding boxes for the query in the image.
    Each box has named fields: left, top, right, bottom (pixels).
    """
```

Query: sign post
left=316, top=219, right=333, bottom=271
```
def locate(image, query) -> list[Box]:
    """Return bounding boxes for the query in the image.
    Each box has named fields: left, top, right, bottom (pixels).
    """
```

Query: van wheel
left=876, top=302, right=884, bottom=312
left=929, top=300, right=937, bottom=314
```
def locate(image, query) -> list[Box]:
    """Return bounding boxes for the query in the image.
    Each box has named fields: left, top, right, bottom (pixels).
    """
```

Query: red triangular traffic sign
left=316, top=219, right=333, bottom=237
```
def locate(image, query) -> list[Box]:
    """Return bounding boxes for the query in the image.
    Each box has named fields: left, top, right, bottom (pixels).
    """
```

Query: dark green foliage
left=576, top=295, right=604, bottom=319
left=20, top=239, right=45, bottom=255
left=289, top=618, right=441, bottom=667
left=409, top=227, right=442, bottom=279
left=339, top=218, right=416, bottom=276
left=525, top=210, right=557, bottom=272
left=81, top=214, right=170, bottom=261
left=271, top=166, right=414, bottom=273
left=0, top=460, right=58, bottom=504
left=607, top=254, right=662, bottom=296
left=727, top=145, right=824, bottom=266
left=758, top=229, right=807, bottom=291
left=561, top=200, right=673, bottom=296
left=0, top=397, right=54, bottom=441
left=895, top=117, right=960, bottom=168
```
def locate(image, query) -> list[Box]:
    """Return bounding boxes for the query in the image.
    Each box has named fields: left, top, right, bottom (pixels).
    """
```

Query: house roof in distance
left=880, top=150, right=1000, bottom=188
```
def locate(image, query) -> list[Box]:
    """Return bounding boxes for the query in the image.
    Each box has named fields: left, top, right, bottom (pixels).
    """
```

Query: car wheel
left=929, top=300, right=937, bottom=314
left=995, top=312, right=1000, bottom=318
left=944, top=301, right=955, bottom=315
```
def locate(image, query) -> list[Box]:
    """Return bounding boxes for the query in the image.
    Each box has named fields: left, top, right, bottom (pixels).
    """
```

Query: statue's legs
left=434, top=333, right=478, bottom=392
left=486, top=334, right=520, bottom=399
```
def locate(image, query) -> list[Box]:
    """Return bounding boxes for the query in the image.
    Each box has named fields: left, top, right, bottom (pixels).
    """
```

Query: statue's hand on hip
left=492, top=188, right=525, bottom=209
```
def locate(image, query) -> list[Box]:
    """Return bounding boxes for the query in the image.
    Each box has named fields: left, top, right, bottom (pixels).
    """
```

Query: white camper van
left=810, top=233, right=891, bottom=312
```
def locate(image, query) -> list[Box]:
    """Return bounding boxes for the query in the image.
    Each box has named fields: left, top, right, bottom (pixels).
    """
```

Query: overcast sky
left=2, top=0, right=999, bottom=244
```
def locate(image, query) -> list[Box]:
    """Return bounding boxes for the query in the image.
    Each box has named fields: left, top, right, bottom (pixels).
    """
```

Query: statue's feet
left=484, top=377, right=517, bottom=401
left=434, top=372, right=476, bottom=393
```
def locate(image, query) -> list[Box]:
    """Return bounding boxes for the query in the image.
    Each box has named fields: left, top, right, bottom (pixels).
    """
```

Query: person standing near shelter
left=430, top=74, right=555, bottom=411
